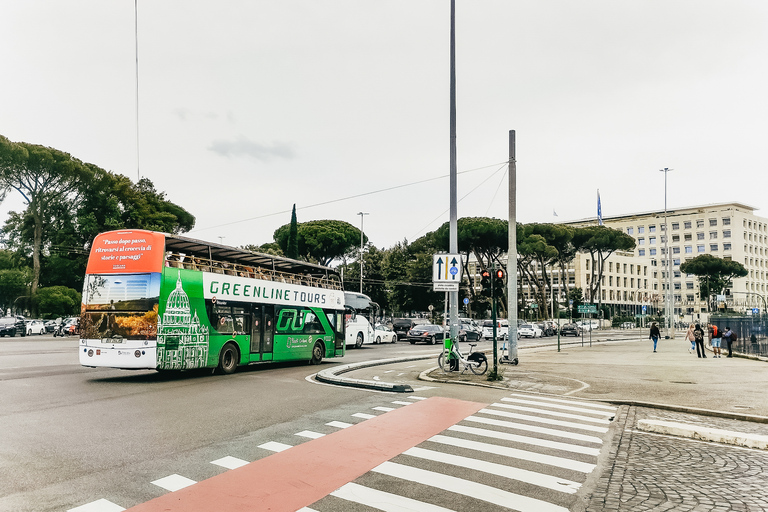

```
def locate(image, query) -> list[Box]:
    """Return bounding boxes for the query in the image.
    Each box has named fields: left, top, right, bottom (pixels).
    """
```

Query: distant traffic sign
left=577, top=304, right=597, bottom=314
left=433, top=254, right=462, bottom=292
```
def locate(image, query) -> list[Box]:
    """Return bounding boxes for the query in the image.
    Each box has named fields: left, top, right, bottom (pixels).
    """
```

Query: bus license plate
left=102, top=338, right=124, bottom=344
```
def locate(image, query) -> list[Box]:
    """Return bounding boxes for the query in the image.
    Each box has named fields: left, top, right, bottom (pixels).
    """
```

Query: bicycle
left=437, top=340, right=488, bottom=375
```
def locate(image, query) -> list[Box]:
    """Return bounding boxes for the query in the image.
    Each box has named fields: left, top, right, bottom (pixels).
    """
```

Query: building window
left=651, top=259, right=657, bottom=266
left=650, top=248, right=657, bottom=256
left=710, top=232, right=718, bottom=239
left=673, top=259, right=681, bottom=266
left=710, top=244, right=719, bottom=251
left=672, top=222, right=679, bottom=230
left=687, top=294, right=695, bottom=302
left=684, top=233, right=692, bottom=241
left=697, top=232, right=705, bottom=240
left=638, top=249, right=646, bottom=256
left=723, top=230, right=731, bottom=238
left=649, top=225, right=656, bottom=233
left=709, top=218, right=717, bottom=226
left=638, top=238, right=645, bottom=245
left=674, top=283, right=681, bottom=290
left=685, top=246, right=692, bottom=253
left=638, top=226, right=645, bottom=234
left=686, top=282, right=694, bottom=289
left=649, top=236, right=656, bottom=245
left=672, top=235, right=680, bottom=242
left=723, top=217, right=731, bottom=226
left=627, top=227, right=634, bottom=235
left=697, top=245, right=705, bottom=253
left=697, top=219, right=704, bottom=228
left=672, top=247, right=680, bottom=254
left=724, top=243, right=732, bottom=251
left=684, top=221, right=692, bottom=229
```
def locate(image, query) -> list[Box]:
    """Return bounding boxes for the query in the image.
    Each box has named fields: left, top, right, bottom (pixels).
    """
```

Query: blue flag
left=597, top=191, right=603, bottom=226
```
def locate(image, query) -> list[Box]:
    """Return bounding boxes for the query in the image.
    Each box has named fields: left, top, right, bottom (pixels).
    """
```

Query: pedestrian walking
left=709, top=324, right=722, bottom=358
left=722, top=326, right=734, bottom=357
left=649, top=322, right=661, bottom=352
left=684, top=323, right=696, bottom=353
left=693, top=322, right=706, bottom=358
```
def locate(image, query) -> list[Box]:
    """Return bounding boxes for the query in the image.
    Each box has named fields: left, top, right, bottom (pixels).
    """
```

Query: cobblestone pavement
left=582, top=406, right=768, bottom=511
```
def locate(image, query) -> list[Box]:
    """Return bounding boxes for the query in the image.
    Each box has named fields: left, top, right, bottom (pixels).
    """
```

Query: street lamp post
left=660, top=167, right=674, bottom=338
left=357, top=212, right=368, bottom=293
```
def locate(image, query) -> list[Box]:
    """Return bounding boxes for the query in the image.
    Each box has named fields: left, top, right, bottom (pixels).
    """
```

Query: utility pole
left=448, top=0, right=459, bottom=343
left=660, top=168, right=674, bottom=339
left=357, top=212, right=368, bottom=293
left=507, top=130, right=518, bottom=364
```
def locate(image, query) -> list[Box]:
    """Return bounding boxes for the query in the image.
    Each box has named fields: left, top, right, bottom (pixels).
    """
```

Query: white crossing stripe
left=296, top=430, right=325, bottom=439
left=67, top=499, right=126, bottom=512
left=331, top=482, right=455, bottom=511
left=509, top=393, right=616, bottom=411
left=352, top=412, right=376, bottom=419
left=151, top=474, right=197, bottom=492
left=448, top=424, right=600, bottom=456
left=372, top=461, right=570, bottom=512
left=210, top=456, right=249, bottom=469
left=465, top=415, right=604, bottom=444
left=408, top=396, right=428, bottom=400
left=373, top=406, right=396, bottom=412
left=490, top=403, right=610, bottom=424
left=501, top=397, right=616, bottom=417
left=326, top=421, right=353, bottom=429
left=428, top=434, right=596, bottom=473
left=479, top=408, right=609, bottom=434
left=258, top=441, right=292, bottom=452
left=404, top=447, right=581, bottom=494
left=392, top=401, right=414, bottom=406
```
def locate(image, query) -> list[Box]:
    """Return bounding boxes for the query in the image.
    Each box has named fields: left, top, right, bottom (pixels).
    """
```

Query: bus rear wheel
left=310, top=341, right=324, bottom=365
left=355, top=332, right=364, bottom=348
left=217, top=343, right=239, bottom=375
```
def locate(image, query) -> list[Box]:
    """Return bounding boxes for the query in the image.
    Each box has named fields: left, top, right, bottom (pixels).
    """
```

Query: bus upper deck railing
left=164, top=253, right=343, bottom=290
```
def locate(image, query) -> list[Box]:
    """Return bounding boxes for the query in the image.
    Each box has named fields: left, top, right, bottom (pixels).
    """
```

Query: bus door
left=250, top=304, right=274, bottom=359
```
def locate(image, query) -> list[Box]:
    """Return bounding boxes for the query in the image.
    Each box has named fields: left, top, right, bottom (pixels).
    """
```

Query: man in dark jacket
left=722, top=326, right=733, bottom=358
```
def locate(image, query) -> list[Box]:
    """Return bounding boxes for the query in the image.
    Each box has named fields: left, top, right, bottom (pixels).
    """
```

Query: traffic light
left=494, top=269, right=505, bottom=297
left=480, top=270, right=491, bottom=297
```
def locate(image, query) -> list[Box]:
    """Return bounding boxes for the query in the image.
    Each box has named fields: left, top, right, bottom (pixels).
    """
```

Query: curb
left=637, top=419, right=768, bottom=449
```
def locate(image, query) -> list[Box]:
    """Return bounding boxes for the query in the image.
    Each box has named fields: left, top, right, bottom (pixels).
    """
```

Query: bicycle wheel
left=437, top=351, right=453, bottom=372
left=469, top=354, right=488, bottom=375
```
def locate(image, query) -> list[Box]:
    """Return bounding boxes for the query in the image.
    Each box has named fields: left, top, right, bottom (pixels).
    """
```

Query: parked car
left=0, top=317, right=26, bottom=337
left=620, top=322, right=634, bottom=329
left=373, top=324, right=398, bottom=344
left=391, top=318, right=416, bottom=338
left=481, top=319, right=509, bottom=340
left=577, top=320, right=599, bottom=332
left=518, top=323, right=543, bottom=338
left=560, top=323, right=583, bottom=336
left=541, top=321, right=558, bottom=336
left=460, top=322, right=483, bottom=342
left=406, top=324, right=445, bottom=345
left=44, top=319, right=58, bottom=333
left=25, top=319, right=46, bottom=335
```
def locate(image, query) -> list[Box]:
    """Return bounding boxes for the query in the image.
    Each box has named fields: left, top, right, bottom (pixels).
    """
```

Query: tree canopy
left=274, top=219, right=364, bottom=266
left=680, top=254, right=748, bottom=309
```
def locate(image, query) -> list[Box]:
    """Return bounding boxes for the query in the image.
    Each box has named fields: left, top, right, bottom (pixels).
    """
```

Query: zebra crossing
left=69, top=392, right=616, bottom=512
left=282, top=392, right=615, bottom=512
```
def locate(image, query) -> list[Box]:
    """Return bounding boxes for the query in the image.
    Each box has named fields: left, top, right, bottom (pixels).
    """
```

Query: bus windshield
left=80, top=273, right=161, bottom=340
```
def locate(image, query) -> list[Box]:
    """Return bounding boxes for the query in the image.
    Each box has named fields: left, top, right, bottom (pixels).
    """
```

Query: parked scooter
left=52, top=318, right=67, bottom=337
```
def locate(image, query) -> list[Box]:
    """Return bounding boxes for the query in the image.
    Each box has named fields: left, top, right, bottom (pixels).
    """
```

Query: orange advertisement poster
left=86, top=230, right=166, bottom=274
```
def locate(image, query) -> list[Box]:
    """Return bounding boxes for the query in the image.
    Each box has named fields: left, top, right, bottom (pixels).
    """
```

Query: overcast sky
left=2, top=1, right=767, bottom=251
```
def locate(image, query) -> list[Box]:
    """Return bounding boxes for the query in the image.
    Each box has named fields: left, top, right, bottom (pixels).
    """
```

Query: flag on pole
left=597, top=190, right=603, bottom=226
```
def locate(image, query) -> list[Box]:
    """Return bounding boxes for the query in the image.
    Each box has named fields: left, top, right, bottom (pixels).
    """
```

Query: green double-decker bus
left=79, top=230, right=346, bottom=374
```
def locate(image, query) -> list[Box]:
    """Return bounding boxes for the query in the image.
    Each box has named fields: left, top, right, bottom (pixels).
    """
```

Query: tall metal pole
left=507, top=130, right=518, bottom=364
left=357, top=212, right=368, bottom=293
left=448, top=0, right=459, bottom=343
left=660, top=168, right=674, bottom=339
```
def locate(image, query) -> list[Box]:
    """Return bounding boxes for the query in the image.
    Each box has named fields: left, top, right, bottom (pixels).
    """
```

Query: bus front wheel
left=217, top=343, right=239, bottom=375
left=355, top=332, right=364, bottom=348
left=310, top=341, right=324, bottom=365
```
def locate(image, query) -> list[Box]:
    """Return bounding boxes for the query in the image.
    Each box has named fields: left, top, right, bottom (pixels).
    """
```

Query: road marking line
left=464, top=415, right=603, bottom=444
left=326, top=421, right=353, bottom=429
left=258, top=441, right=293, bottom=452
left=448, top=424, right=601, bottom=456
left=125, top=397, right=486, bottom=512
left=372, top=461, right=570, bottom=512
left=210, top=456, right=249, bottom=470
left=331, top=482, right=455, bottom=511
left=408, top=396, right=428, bottom=400
left=404, top=447, right=581, bottom=494
left=296, top=430, right=325, bottom=439
left=392, top=401, right=413, bottom=406
left=479, top=408, right=609, bottom=433
left=428, top=435, right=596, bottom=473
left=352, top=412, right=376, bottom=419
left=67, top=498, right=126, bottom=512
left=373, top=406, right=395, bottom=412
left=509, top=393, right=616, bottom=411
left=501, top=397, right=616, bottom=417
left=490, top=403, right=611, bottom=424
left=151, top=474, right=197, bottom=492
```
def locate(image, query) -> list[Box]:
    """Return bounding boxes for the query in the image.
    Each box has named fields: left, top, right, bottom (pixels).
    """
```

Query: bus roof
left=164, top=233, right=339, bottom=277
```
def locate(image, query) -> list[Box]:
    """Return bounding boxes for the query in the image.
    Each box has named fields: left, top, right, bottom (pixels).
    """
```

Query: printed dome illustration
left=164, top=272, right=192, bottom=325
